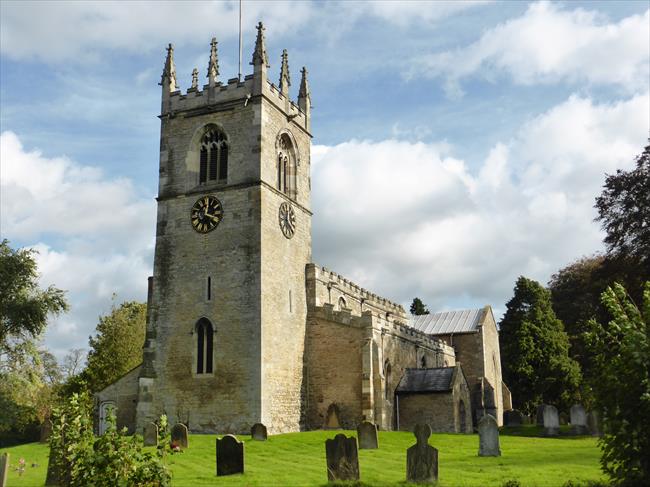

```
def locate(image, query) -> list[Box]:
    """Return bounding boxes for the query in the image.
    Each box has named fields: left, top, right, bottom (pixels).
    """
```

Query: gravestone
left=1, top=453, right=8, bottom=487
left=144, top=422, right=158, bottom=446
left=216, top=435, right=244, bottom=476
left=406, top=424, right=438, bottom=484
left=357, top=421, right=378, bottom=449
left=325, top=433, right=359, bottom=481
left=251, top=423, right=267, bottom=441
left=40, top=419, right=52, bottom=443
left=504, top=409, right=523, bottom=426
left=543, top=405, right=560, bottom=436
left=570, top=405, right=588, bottom=435
left=478, top=414, right=501, bottom=457
left=587, top=411, right=601, bottom=437
left=536, top=404, right=546, bottom=426
left=325, top=403, right=341, bottom=429
left=171, top=423, right=189, bottom=449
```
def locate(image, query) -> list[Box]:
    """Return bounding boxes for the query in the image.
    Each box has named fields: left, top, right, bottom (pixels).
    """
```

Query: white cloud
left=410, top=1, right=650, bottom=96
left=312, top=92, right=649, bottom=315
left=0, top=131, right=155, bottom=358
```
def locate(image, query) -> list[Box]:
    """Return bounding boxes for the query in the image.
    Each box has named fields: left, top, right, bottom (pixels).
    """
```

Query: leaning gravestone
left=144, top=422, right=158, bottom=446
left=543, top=405, right=560, bottom=436
left=406, top=424, right=438, bottom=484
left=251, top=423, right=267, bottom=441
left=570, top=405, right=588, bottom=435
left=357, top=421, right=378, bottom=449
left=504, top=409, right=523, bottom=426
left=325, top=433, right=360, bottom=481
left=216, top=435, right=244, bottom=476
left=1, top=453, right=9, bottom=487
left=171, top=423, right=189, bottom=449
left=478, top=414, right=501, bottom=457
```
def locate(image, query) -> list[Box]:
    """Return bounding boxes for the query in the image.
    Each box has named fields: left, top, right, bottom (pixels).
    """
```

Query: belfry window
left=277, top=133, right=296, bottom=199
left=195, top=318, right=214, bottom=374
left=199, top=128, right=228, bottom=184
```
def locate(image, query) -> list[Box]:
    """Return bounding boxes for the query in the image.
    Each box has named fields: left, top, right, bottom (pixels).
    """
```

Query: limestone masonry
left=96, top=23, right=510, bottom=435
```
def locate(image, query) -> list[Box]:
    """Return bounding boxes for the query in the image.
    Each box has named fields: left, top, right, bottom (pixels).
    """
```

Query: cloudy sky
left=1, top=0, right=648, bottom=360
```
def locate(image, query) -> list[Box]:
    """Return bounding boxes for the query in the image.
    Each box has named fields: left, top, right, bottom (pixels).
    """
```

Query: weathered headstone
left=543, top=405, right=560, bottom=436
left=504, top=409, right=523, bottom=426
left=478, top=414, right=501, bottom=457
left=569, top=405, right=588, bottom=435
left=250, top=423, right=267, bottom=441
left=357, top=421, right=378, bottom=449
left=40, top=418, right=52, bottom=443
left=216, top=435, right=244, bottom=476
left=1, top=453, right=9, bottom=487
left=406, top=424, right=438, bottom=484
left=325, top=403, right=341, bottom=429
left=171, top=423, right=189, bottom=449
left=325, top=433, right=359, bottom=481
left=144, top=422, right=158, bottom=446
left=587, top=411, right=601, bottom=437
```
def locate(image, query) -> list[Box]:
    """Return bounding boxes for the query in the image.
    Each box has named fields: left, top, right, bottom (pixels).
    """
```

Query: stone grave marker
left=406, top=424, right=438, bottom=484
left=543, top=405, right=560, bottom=436
left=1, top=453, right=9, bottom=487
left=171, top=423, right=189, bottom=449
left=504, top=409, right=523, bottom=426
left=40, top=418, right=52, bottom=443
left=357, top=421, right=378, bottom=449
left=587, top=411, right=601, bottom=437
left=325, top=403, right=341, bottom=429
left=144, top=422, right=158, bottom=446
left=570, top=405, right=588, bottom=435
left=478, top=414, right=501, bottom=457
left=216, top=434, right=244, bottom=476
left=325, top=433, right=359, bottom=481
left=250, top=423, right=267, bottom=441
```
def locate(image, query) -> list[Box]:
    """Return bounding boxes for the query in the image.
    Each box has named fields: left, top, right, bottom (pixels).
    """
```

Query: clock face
left=278, top=202, right=296, bottom=239
left=190, top=195, right=223, bottom=233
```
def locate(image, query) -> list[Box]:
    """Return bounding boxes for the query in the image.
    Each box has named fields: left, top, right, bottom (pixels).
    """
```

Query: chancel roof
left=409, top=308, right=484, bottom=335
left=396, top=367, right=455, bottom=393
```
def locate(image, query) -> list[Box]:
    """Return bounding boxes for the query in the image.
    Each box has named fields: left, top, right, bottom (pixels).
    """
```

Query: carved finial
left=160, top=43, right=178, bottom=92
left=207, top=37, right=219, bottom=86
left=298, top=66, right=311, bottom=117
left=191, top=68, right=198, bottom=89
left=279, top=49, right=291, bottom=96
left=251, top=21, right=269, bottom=67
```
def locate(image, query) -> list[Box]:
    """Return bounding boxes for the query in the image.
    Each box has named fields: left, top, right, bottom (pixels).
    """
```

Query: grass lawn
left=0, top=429, right=606, bottom=486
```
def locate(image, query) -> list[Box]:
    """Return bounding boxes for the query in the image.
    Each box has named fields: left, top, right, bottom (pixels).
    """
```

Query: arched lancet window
left=277, top=133, right=296, bottom=199
left=199, top=127, right=228, bottom=184
left=338, top=296, right=347, bottom=310
left=420, top=355, right=427, bottom=368
left=195, top=318, right=214, bottom=374
left=384, top=360, right=392, bottom=400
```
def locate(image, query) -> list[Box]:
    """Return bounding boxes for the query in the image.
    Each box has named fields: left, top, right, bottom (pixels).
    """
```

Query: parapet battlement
left=159, top=22, right=311, bottom=133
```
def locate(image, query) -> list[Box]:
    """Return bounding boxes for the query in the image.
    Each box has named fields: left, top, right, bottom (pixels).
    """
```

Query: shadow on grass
left=500, top=425, right=596, bottom=440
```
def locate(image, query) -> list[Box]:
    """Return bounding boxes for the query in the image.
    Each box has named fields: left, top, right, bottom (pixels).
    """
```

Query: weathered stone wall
left=96, top=365, right=141, bottom=434
left=398, top=393, right=455, bottom=433
left=480, top=309, right=504, bottom=425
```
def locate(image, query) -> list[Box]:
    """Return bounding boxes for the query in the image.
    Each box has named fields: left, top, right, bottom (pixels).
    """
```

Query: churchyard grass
left=0, top=430, right=605, bottom=486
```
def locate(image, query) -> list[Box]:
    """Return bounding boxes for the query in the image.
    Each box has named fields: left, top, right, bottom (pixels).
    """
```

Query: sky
left=1, top=0, right=649, bottom=360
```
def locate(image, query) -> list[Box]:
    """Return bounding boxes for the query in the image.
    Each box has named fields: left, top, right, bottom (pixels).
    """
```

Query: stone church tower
left=136, top=23, right=313, bottom=434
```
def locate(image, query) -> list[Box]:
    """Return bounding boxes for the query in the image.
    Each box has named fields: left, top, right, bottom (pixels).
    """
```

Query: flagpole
left=238, top=0, right=242, bottom=81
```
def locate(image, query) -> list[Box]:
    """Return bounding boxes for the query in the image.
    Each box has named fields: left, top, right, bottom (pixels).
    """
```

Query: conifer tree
left=410, top=297, right=430, bottom=316
left=499, top=276, right=581, bottom=414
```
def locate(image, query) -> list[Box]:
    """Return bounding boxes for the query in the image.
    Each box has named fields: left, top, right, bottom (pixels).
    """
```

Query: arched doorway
left=459, top=400, right=467, bottom=433
left=99, top=401, right=116, bottom=435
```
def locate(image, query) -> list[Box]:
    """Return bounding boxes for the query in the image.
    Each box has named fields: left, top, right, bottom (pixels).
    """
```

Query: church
left=96, top=22, right=511, bottom=436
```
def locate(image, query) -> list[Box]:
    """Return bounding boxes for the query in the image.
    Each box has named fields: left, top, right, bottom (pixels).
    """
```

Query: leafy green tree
left=595, top=143, right=650, bottom=273
left=0, top=239, right=68, bottom=346
left=586, top=282, right=650, bottom=486
left=498, top=276, right=581, bottom=414
left=82, top=300, right=146, bottom=393
left=410, top=297, right=430, bottom=316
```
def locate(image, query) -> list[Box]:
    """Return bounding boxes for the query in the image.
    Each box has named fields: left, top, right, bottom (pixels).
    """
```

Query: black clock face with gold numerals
left=278, top=202, right=296, bottom=239
left=190, top=195, right=223, bottom=233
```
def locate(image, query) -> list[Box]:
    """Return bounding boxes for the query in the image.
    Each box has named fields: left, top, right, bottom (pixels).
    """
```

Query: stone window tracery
left=277, top=133, right=296, bottom=199
left=196, top=318, right=214, bottom=374
left=199, top=127, right=228, bottom=184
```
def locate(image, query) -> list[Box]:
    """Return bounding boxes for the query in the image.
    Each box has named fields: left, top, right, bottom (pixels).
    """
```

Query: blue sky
left=1, top=0, right=649, bottom=360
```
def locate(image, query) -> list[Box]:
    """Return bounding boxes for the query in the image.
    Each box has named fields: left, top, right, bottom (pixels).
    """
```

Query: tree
left=61, top=348, right=86, bottom=379
left=586, top=282, right=650, bottom=485
left=595, top=143, right=650, bottom=273
left=410, top=297, right=430, bottom=316
left=82, top=300, right=146, bottom=393
left=0, top=239, right=68, bottom=346
left=498, top=276, right=581, bottom=414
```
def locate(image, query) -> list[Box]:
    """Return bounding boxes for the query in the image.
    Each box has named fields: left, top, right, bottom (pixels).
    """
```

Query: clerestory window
left=199, top=128, right=228, bottom=184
